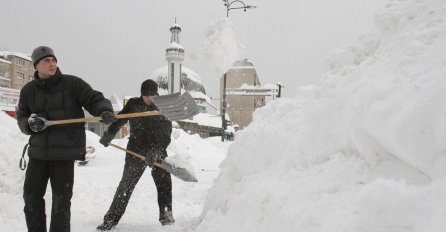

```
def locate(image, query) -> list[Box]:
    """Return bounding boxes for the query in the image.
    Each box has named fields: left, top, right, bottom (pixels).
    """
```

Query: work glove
left=99, top=132, right=114, bottom=147
left=28, top=114, right=46, bottom=132
left=144, top=149, right=162, bottom=168
left=100, top=111, right=117, bottom=124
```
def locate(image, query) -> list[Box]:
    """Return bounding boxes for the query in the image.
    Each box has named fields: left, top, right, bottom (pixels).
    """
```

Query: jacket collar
left=33, top=68, right=63, bottom=89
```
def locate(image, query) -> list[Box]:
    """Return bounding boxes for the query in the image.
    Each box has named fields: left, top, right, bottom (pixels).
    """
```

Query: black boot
left=96, top=221, right=116, bottom=231
left=159, top=208, right=175, bottom=226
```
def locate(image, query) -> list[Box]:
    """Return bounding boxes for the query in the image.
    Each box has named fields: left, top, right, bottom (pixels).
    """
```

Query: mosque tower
left=165, top=20, right=184, bottom=94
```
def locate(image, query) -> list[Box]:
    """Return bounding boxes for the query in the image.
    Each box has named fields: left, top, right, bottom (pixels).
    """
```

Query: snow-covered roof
left=233, top=58, right=254, bottom=67
left=0, top=51, right=32, bottom=61
left=182, top=112, right=224, bottom=128
left=229, top=58, right=255, bottom=70
left=189, top=90, right=217, bottom=111
left=225, top=83, right=279, bottom=96
left=238, top=83, right=279, bottom=90
left=189, top=90, right=213, bottom=102
left=0, top=58, right=11, bottom=64
left=229, top=65, right=255, bottom=70
left=149, top=65, right=203, bottom=84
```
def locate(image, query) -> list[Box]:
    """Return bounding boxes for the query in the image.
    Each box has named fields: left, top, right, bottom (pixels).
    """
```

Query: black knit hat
left=140, top=79, right=158, bottom=96
left=31, top=46, right=57, bottom=68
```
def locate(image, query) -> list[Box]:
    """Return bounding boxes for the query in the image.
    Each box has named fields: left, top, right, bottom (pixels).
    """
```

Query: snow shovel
left=108, top=143, right=198, bottom=182
left=152, top=91, right=200, bottom=121
left=35, top=91, right=200, bottom=129
left=35, top=111, right=162, bottom=131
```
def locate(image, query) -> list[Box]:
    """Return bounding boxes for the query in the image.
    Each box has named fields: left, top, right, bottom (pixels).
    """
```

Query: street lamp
left=222, top=0, right=257, bottom=17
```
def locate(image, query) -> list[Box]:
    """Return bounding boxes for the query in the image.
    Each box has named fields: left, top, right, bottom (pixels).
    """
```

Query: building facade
left=220, top=59, right=266, bottom=129
left=0, top=51, right=34, bottom=90
left=0, top=51, right=34, bottom=117
left=0, top=58, right=11, bottom=88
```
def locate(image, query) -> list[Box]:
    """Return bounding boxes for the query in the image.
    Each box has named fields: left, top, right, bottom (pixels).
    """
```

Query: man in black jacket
left=16, top=46, right=117, bottom=232
left=96, top=79, right=174, bottom=231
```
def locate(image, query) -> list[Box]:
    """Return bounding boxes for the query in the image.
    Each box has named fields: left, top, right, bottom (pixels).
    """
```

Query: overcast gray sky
left=0, top=0, right=387, bottom=98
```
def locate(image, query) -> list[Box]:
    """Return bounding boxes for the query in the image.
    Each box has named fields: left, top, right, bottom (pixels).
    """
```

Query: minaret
left=166, top=20, right=184, bottom=94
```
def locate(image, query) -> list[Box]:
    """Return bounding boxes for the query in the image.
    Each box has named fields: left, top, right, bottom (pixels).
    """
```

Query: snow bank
left=197, top=1, right=446, bottom=231
left=0, top=112, right=28, bottom=229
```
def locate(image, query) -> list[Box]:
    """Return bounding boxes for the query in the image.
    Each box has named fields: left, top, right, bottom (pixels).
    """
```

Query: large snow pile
left=197, top=1, right=446, bottom=232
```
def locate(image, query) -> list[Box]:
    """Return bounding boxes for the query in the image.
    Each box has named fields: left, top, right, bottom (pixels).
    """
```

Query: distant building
left=0, top=58, right=11, bottom=88
left=0, top=51, right=34, bottom=90
left=0, top=51, right=34, bottom=117
left=221, top=59, right=266, bottom=129
left=166, top=23, right=184, bottom=94
left=148, top=22, right=233, bottom=139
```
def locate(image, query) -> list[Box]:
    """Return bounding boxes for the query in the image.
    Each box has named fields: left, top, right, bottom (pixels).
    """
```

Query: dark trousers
left=23, top=158, right=74, bottom=232
left=103, top=153, right=172, bottom=224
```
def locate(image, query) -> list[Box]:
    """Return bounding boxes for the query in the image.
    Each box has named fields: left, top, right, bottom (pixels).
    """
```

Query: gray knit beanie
left=31, top=46, right=57, bottom=67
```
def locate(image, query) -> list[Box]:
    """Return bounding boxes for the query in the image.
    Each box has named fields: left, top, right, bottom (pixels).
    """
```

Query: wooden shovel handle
left=108, top=143, right=145, bottom=159
left=108, top=143, right=163, bottom=169
left=50, top=111, right=161, bottom=125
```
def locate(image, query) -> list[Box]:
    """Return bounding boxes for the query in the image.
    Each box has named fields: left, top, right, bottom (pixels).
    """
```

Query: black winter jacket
left=17, top=68, right=113, bottom=160
left=103, top=97, right=172, bottom=157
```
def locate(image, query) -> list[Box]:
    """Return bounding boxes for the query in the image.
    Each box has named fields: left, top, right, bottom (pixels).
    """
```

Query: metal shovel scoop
left=108, top=143, right=198, bottom=182
left=152, top=91, right=200, bottom=121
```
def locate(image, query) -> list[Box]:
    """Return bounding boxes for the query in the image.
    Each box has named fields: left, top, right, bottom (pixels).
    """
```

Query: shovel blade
left=152, top=91, right=200, bottom=121
left=156, top=160, right=198, bottom=182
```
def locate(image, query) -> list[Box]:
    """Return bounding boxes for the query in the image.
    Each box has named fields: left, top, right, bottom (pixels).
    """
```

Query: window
left=16, top=72, right=25, bottom=79
left=0, top=69, right=7, bottom=78
left=171, top=63, right=174, bottom=91
left=16, top=59, right=25, bottom=67
left=29, top=76, right=33, bottom=81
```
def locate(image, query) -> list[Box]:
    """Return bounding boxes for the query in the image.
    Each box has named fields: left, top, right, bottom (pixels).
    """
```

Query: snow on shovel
left=108, top=143, right=198, bottom=182
left=36, top=91, right=200, bottom=130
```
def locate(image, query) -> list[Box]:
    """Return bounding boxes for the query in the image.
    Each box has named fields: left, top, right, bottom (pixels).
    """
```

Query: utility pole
left=221, top=73, right=227, bottom=142
left=220, top=0, right=256, bottom=141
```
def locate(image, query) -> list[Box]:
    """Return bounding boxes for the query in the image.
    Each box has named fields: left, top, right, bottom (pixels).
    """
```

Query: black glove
left=28, top=114, right=46, bottom=132
left=100, top=111, right=117, bottom=124
left=144, top=149, right=162, bottom=168
left=99, top=132, right=114, bottom=147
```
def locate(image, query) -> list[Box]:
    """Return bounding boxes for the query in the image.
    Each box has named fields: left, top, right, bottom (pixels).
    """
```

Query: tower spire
left=170, top=18, right=181, bottom=44
left=166, top=20, right=185, bottom=94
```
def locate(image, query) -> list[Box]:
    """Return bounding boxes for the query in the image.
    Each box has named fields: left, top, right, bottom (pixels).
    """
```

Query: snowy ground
left=0, top=112, right=230, bottom=231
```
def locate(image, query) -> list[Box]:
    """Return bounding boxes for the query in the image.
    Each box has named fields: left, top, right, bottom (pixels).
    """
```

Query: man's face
left=142, top=95, right=155, bottom=106
left=35, top=57, right=57, bottom=79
